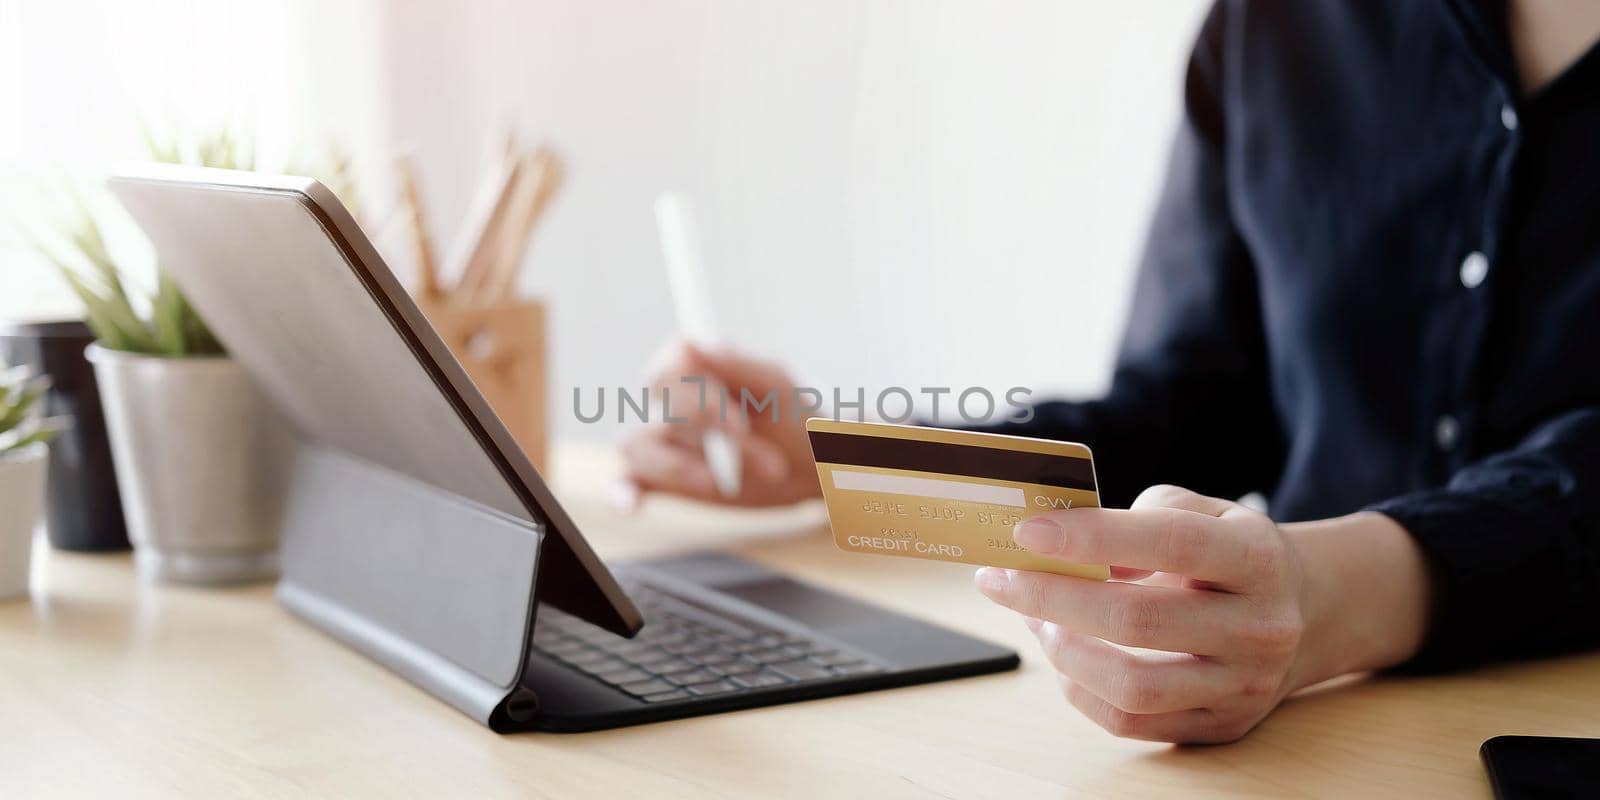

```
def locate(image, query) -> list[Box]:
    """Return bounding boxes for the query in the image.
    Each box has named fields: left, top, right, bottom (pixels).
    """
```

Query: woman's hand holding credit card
left=623, top=352, right=1429, bottom=746
left=971, top=483, right=1322, bottom=744
left=806, top=419, right=1401, bottom=745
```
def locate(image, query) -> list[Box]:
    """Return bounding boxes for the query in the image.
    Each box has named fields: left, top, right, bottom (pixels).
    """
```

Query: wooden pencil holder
left=416, top=298, right=549, bottom=473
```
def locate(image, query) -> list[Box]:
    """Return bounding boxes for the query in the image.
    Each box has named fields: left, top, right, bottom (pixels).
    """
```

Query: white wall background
left=0, top=0, right=388, bottom=318
left=3, top=0, right=1208, bottom=442
left=383, top=0, right=1206, bottom=439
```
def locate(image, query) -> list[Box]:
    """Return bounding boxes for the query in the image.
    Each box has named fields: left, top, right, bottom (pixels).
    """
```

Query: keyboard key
left=621, top=678, right=676, bottom=695
left=649, top=659, right=695, bottom=675
left=686, top=680, right=739, bottom=697
left=748, top=649, right=795, bottom=664
left=646, top=595, right=758, bottom=640
left=598, top=639, right=655, bottom=656
left=769, top=660, right=832, bottom=682
left=645, top=631, right=690, bottom=647
left=688, top=651, right=737, bottom=666
left=711, top=659, right=762, bottom=676
left=584, top=658, right=634, bottom=676
left=540, top=639, right=586, bottom=657
left=731, top=671, right=791, bottom=689
left=571, top=627, right=614, bottom=644
left=558, top=648, right=608, bottom=666
left=829, top=662, right=884, bottom=676
left=629, top=649, right=673, bottom=666
left=664, top=669, right=718, bottom=686
left=619, top=678, right=677, bottom=696
left=641, top=690, right=689, bottom=703
left=597, top=668, right=653, bottom=686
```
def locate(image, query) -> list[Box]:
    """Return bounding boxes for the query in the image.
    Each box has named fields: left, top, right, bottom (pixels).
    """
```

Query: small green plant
left=0, top=366, right=62, bottom=457
left=30, top=128, right=360, bottom=357
left=33, top=192, right=225, bottom=356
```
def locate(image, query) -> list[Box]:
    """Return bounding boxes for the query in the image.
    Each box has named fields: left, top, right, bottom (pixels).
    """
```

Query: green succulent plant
left=32, top=190, right=225, bottom=356
left=0, top=365, right=62, bottom=457
left=29, top=127, right=361, bottom=357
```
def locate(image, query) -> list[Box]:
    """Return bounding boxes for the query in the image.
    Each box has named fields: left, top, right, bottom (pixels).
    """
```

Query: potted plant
left=24, top=131, right=343, bottom=585
left=0, top=366, right=62, bottom=600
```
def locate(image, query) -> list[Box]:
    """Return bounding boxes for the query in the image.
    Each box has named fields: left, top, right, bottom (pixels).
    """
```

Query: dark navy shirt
left=983, top=1, right=1600, bottom=670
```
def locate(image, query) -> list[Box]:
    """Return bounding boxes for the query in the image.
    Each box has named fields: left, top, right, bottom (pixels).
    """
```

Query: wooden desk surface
left=2, top=444, right=1596, bottom=799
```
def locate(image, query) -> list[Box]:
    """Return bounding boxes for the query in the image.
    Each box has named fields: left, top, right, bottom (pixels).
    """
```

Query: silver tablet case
left=278, top=443, right=542, bottom=724
left=107, top=165, right=640, bottom=728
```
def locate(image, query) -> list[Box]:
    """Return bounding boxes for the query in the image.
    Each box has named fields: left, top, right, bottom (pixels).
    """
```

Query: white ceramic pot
left=87, top=345, right=292, bottom=585
left=0, top=442, right=47, bottom=601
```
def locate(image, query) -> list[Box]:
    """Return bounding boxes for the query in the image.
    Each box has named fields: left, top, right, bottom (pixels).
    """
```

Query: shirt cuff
left=1367, top=465, right=1580, bottom=673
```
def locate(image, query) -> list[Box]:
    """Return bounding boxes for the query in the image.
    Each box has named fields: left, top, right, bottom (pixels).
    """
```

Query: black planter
left=0, top=319, right=130, bottom=551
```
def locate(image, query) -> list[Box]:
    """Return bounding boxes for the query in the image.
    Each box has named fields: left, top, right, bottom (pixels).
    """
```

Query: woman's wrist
left=1282, top=511, right=1433, bottom=689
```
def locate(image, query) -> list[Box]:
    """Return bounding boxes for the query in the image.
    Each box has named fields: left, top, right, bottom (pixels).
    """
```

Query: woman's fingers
left=620, top=433, right=720, bottom=499
left=655, top=376, right=751, bottom=438
left=685, top=342, right=800, bottom=405
left=608, top=478, right=643, bottom=514
left=1109, top=566, right=1156, bottom=582
left=1059, top=676, right=1249, bottom=744
left=739, top=434, right=793, bottom=483
left=621, top=414, right=795, bottom=501
left=645, top=341, right=750, bottom=435
left=1032, top=623, right=1227, bottom=714
left=1130, top=483, right=1235, bottom=516
left=1014, top=493, right=1281, bottom=591
left=645, top=340, right=796, bottom=432
left=991, top=485, right=1307, bottom=744
left=975, top=567, right=1248, bottom=655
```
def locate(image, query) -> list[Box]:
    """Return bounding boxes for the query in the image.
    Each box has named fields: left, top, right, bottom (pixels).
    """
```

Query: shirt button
left=1435, top=415, right=1461, bottom=450
left=1459, top=251, right=1489, bottom=289
left=1500, top=104, right=1519, bottom=131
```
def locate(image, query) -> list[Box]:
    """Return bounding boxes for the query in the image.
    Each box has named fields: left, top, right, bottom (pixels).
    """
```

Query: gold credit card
left=805, top=419, right=1107, bottom=579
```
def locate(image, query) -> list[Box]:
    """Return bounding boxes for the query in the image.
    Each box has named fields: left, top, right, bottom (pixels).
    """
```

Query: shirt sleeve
left=1371, top=408, right=1600, bottom=671
left=970, top=1, right=1284, bottom=509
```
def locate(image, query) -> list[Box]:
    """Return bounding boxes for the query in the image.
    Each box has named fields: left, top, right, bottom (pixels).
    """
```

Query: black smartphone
left=1481, top=735, right=1600, bottom=799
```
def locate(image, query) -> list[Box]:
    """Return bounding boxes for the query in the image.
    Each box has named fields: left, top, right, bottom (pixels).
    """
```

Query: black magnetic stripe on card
left=808, top=431, right=1096, bottom=491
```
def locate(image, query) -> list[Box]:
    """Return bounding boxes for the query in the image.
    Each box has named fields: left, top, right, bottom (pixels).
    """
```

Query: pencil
left=447, top=147, right=524, bottom=301
left=654, top=192, right=742, bottom=498
left=484, top=146, right=563, bottom=302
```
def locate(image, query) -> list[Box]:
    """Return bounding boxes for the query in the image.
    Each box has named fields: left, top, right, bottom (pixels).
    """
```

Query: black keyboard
left=531, top=582, right=885, bottom=704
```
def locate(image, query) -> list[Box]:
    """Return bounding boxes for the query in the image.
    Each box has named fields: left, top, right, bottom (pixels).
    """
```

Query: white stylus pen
left=654, top=192, right=742, bottom=498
